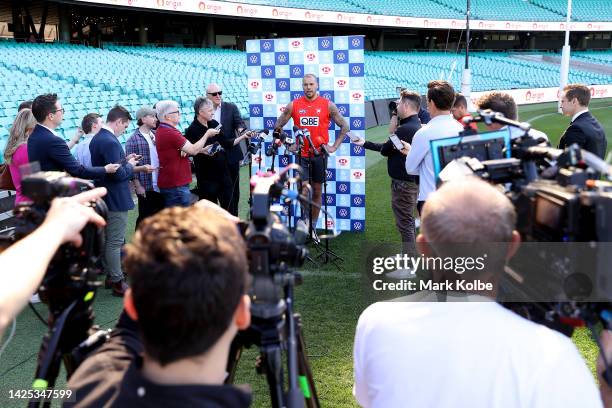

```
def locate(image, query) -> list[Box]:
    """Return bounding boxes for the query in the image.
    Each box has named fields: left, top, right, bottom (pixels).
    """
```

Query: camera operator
left=559, top=84, right=607, bottom=159
left=0, top=187, right=107, bottom=337
left=353, top=177, right=601, bottom=407
left=66, top=204, right=252, bottom=407
left=404, top=80, right=463, bottom=215
left=354, top=90, right=421, bottom=247
left=475, top=92, right=549, bottom=142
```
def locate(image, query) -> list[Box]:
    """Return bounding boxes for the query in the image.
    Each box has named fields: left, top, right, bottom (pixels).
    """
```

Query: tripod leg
left=261, top=345, right=285, bottom=408
left=294, top=314, right=320, bottom=408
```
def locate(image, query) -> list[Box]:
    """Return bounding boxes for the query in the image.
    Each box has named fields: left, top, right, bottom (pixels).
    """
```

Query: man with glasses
left=28, top=93, right=119, bottom=178
left=206, top=83, right=245, bottom=216
left=154, top=100, right=219, bottom=208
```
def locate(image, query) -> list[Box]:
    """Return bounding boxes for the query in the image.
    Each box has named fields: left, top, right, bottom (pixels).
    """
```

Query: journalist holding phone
left=353, top=89, right=422, bottom=249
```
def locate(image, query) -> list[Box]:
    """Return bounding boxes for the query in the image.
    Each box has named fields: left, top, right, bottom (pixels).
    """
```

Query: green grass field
left=0, top=99, right=610, bottom=407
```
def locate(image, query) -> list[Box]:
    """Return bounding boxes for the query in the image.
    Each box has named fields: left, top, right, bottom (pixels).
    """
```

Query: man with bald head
left=353, top=177, right=601, bottom=408
left=206, top=83, right=245, bottom=216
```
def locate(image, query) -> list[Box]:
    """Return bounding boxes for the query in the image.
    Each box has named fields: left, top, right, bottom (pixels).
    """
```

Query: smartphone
left=206, top=143, right=223, bottom=155
left=389, top=134, right=404, bottom=150
left=214, top=124, right=223, bottom=131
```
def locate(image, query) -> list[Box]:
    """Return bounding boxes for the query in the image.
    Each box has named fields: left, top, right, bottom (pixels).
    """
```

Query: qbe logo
left=300, top=117, right=319, bottom=126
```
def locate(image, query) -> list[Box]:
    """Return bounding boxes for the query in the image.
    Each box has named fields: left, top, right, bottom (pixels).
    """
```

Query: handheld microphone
left=303, top=129, right=319, bottom=157
left=292, top=126, right=304, bottom=140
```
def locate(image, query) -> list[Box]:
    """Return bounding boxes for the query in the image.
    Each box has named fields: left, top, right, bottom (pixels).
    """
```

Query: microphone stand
left=315, top=145, right=343, bottom=271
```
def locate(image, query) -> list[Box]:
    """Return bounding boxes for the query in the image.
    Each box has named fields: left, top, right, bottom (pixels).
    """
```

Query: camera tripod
left=225, top=268, right=320, bottom=408
left=28, top=267, right=109, bottom=408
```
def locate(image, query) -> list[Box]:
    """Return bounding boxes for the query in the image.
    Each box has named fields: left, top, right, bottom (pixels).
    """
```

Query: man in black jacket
left=186, top=97, right=249, bottom=210
left=559, top=84, right=607, bottom=159
left=355, top=90, right=421, bottom=246
left=28, top=93, right=120, bottom=178
left=66, top=205, right=252, bottom=407
left=206, top=83, right=246, bottom=216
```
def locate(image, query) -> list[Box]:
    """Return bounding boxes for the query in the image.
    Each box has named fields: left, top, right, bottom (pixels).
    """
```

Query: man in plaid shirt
left=126, top=106, right=164, bottom=227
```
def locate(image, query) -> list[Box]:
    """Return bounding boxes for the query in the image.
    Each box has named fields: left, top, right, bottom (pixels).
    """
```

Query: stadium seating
left=0, top=41, right=610, bottom=163
left=213, top=0, right=611, bottom=21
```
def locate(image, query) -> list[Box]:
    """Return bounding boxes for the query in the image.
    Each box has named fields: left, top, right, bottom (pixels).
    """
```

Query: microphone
left=292, top=126, right=304, bottom=140
left=303, top=128, right=319, bottom=157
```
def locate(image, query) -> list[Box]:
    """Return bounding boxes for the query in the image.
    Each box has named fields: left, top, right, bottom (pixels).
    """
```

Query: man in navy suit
left=28, top=93, right=119, bottom=178
left=90, top=106, right=138, bottom=297
left=559, top=84, right=607, bottom=159
left=206, top=83, right=245, bottom=216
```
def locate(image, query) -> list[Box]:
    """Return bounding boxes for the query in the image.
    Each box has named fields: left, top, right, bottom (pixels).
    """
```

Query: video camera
left=226, top=166, right=319, bottom=408
left=432, top=110, right=612, bottom=339
left=0, top=171, right=110, bottom=404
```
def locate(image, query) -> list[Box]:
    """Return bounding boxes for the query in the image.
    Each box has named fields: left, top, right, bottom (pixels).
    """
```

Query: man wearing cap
left=126, top=106, right=164, bottom=227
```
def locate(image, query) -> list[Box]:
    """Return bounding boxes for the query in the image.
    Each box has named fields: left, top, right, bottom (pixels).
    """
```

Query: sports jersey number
left=300, top=117, right=319, bottom=127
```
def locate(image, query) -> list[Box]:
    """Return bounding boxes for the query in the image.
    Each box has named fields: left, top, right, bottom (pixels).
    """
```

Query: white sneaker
left=30, top=293, right=40, bottom=304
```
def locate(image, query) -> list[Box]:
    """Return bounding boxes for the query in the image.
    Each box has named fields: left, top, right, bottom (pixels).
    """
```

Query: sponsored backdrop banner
left=73, top=1, right=612, bottom=32
left=246, top=36, right=366, bottom=233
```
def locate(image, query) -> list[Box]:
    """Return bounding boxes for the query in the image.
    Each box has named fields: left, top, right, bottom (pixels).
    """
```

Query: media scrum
left=0, top=81, right=611, bottom=408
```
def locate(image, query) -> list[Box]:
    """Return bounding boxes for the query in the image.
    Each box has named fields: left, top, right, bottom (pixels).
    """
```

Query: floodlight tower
left=559, top=0, right=573, bottom=113
left=461, top=0, right=472, bottom=110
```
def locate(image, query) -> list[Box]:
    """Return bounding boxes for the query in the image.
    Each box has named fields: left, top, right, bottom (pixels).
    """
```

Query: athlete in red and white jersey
left=275, top=74, right=349, bottom=237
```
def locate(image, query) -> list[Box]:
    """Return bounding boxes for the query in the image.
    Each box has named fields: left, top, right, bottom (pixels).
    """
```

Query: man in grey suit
left=206, top=83, right=245, bottom=216
left=559, top=84, right=607, bottom=159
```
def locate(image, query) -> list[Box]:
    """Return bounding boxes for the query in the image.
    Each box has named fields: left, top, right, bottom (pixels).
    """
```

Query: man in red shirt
left=451, top=93, right=477, bottom=131
left=155, top=100, right=219, bottom=207
left=275, top=74, right=349, bottom=233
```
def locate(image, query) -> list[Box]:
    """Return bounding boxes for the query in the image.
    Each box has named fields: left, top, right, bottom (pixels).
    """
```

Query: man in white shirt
left=353, top=177, right=602, bottom=408
left=475, top=91, right=549, bottom=142
left=405, top=80, right=463, bottom=214
left=74, top=113, right=103, bottom=167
